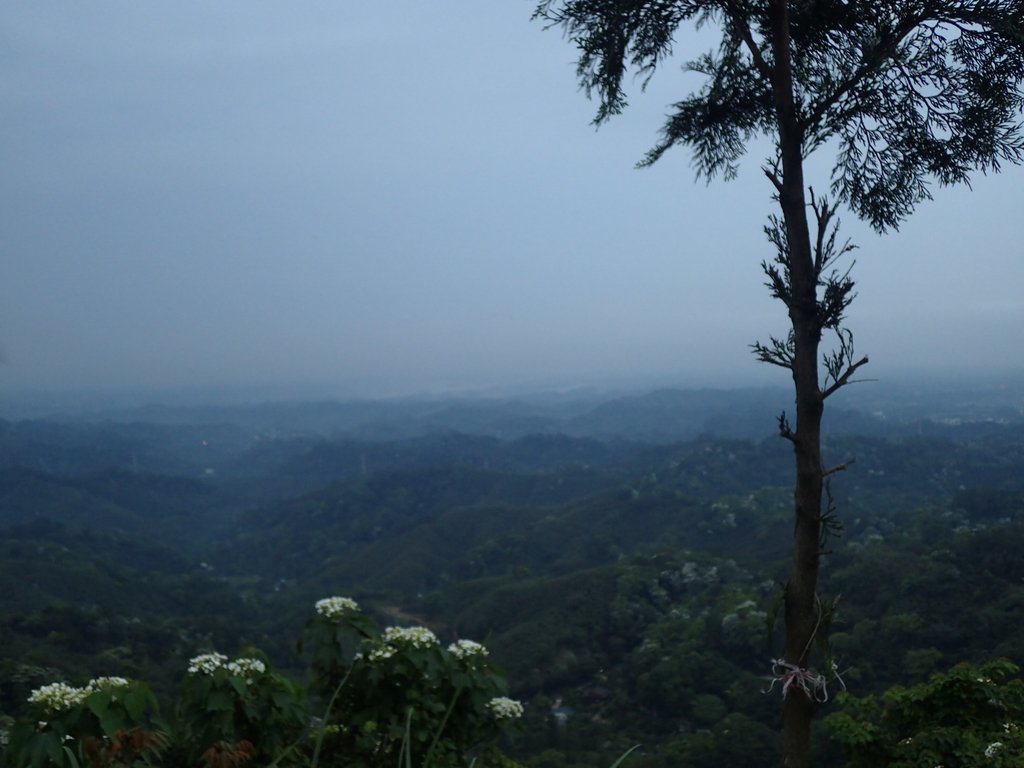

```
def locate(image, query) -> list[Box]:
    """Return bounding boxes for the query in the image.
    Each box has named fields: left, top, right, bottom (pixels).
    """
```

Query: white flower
left=382, top=626, right=438, bottom=649
left=367, top=645, right=397, bottom=662
left=85, top=677, right=130, bottom=692
left=187, top=652, right=228, bottom=675
left=226, top=657, right=266, bottom=681
left=315, top=596, right=359, bottom=620
left=487, top=696, right=524, bottom=720
left=448, top=639, right=488, bottom=660
left=984, top=742, right=1003, bottom=758
left=27, top=683, right=89, bottom=713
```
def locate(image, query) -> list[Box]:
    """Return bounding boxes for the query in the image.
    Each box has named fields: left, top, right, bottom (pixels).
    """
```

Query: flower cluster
left=27, top=683, right=89, bottom=713
left=448, top=639, right=488, bottom=660
left=984, top=742, right=1004, bottom=758
left=86, top=677, right=130, bottom=691
left=382, top=626, right=438, bottom=649
left=188, top=653, right=268, bottom=681
left=355, top=644, right=398, bottom=663
left=315, top=596, right=359, bottom=620
left=487, top=697, right=524, bottom=720
left=27, top=677, right=132, bottom=714
left=187, top=652, right=229, bottom=675
left=225, top=657, right=266, bottom=681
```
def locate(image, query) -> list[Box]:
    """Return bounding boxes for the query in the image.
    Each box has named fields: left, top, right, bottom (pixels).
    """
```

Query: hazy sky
left=2, top=2, right=1022, bottom=401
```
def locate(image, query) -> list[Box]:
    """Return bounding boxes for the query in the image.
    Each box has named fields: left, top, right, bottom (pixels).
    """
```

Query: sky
left=2, top=1, right=1023, bottom=404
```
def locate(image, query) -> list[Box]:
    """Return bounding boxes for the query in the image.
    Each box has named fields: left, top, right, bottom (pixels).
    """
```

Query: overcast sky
left=2, top=2, right=1022, bottom=403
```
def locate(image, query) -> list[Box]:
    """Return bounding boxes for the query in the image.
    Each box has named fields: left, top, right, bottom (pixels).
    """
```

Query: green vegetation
left=826, top=659, right=1024, bottom=767
left=3, top=600, right=520, bottom=768
left=1, top=387, right=1023, bottom=765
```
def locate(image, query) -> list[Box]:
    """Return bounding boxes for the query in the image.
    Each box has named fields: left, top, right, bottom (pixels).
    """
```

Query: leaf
left=272, top=689, right=295, bottom=709
left=43, top=734, right=64, bottom=768
left=99, top=710, right=127, bottom=737
left=229, top=676, right=248, bottom=698
left=609, top=744, right=642, bottom=768
left=123, top=690, right=148, bottom=723
left=206, top=689, right=235, bottom=712
left=60, top=745, right=81, bottom=768
left=30, top=732, right=61, bottom=768
left=85, top=694, right=110, bottom=721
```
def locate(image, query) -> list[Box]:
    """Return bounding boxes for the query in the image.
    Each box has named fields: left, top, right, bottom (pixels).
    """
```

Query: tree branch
left=777, top=410, right=795, bottom=442
left=823, top=458, right=855, bottom=477
left=809, top=188, right=831, bottom=278
left=722, top=1, right=773, bottom=82
left=803, top=13, right=928, bottom=141
left=821, top=355, right=870, bottom=400
left=752, top=337, right=795, bottom=369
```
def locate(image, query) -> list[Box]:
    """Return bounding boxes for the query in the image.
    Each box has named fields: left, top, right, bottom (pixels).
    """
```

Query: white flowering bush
left=7, top=677, right=162, bottom=768
left=304, top=595, right=377, bottom=689
left=23, top=678, right=134, bottom=720
left=5, top=655, right=302, bottom=768
left=303, top=597, right=519, bottom=768
left=174, top=648, right=305, bottom=767
left=826, top=659, right=1024, bottom=768
left=4, top=598, right=520, bottom=768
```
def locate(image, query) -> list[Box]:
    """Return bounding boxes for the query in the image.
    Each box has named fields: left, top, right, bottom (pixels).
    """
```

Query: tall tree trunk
left=769, top=2, right=825, bottom=766
left=781, top=314, right=824, bottom=768
left=779, top=152, right=824, bottom=768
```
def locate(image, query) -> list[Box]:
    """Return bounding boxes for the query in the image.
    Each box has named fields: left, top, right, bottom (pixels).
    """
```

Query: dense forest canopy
left=1, top=383, right=1023, bottom=766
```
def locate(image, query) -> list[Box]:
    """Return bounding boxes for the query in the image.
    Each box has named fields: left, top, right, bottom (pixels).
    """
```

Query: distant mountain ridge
left=10, top=379, right=1019, bottom=446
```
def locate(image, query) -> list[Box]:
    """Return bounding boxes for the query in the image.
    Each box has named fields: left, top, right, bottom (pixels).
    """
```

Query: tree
left=531, top=1, right=1024, bottom=766
left=825, top=659, right=1024, bottom=767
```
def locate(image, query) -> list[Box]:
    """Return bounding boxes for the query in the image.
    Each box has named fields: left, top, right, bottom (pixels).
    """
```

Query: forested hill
left=9, top=378, right=1022, bottom=441
left=1, top=382, right=1023, bottom=767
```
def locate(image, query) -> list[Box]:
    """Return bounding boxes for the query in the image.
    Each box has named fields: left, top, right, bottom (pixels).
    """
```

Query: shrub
left=825, top=659, right=1024, bottom=767
left=304, top=598, right=521, bottom=768
left=4, top=677, right=164, bottom=768
left=1, top=597, right=521, bottom=768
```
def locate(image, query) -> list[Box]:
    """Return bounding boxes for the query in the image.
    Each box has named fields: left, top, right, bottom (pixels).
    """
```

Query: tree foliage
left=535, top=0, right=1024, bottom=230
left=825, top=659, right=1024, bottom=767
